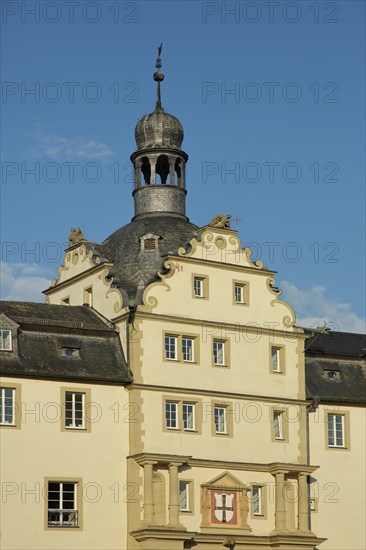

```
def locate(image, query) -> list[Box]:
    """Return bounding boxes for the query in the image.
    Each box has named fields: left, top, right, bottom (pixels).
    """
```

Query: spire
left=153, top=43, right=164, bottom=110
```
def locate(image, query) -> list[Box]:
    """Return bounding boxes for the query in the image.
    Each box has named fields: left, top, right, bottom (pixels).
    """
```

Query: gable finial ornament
left=68, top=227, right=86, bottom=247
left=208, top=214, right=231, bottom=229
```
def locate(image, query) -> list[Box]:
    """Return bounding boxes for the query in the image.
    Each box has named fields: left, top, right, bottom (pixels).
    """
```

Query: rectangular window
left=65, top=392, right=85, bottom=429
left=182, top=337, right=194, bottom=362
left=214, top=406, right=227, bottom=434
left=165, top=336, right=177, bottom=360
left=252, top=486, right=262, bottom=515
left=328, top=414, right=345, bottom=447
left=47, top=481, right=78, bottom=527
left=234, top=283, right=244, bottom=303
left=193, top=277, right=204, bottom=297
left=213, top=340, right=225, bottom=365
left=271, top=347, right=281, bottom=372
left=179, top=481, right=190, bottom=512
left=0, top=387, right=15, bottom=425
left=165, top=401, right=178, bottom=429
left=0, top=329, right=12, bottom=351
left=182, top=402, right=195, bottom=431
left=273, top=411, right=283, bottom=440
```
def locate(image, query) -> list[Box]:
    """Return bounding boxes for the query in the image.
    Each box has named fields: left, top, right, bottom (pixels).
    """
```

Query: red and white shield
left=213, top=492, right=235, bottom=523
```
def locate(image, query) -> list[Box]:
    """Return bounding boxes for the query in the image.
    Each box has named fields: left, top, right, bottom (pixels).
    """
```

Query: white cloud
left=0, top=262, right=53, bottom=302
left=28, top=127, right=113, bottom=160
left=280, top=280, right=366, bottom=333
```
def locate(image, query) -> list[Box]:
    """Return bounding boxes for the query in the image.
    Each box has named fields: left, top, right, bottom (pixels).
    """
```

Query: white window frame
left=271, top=347, right=281, bottom=372
left=213, top=340, right=225, bottom=365
left=234, top=283, right=244, bottom=303
left=328, top=413, right=345, bottom=447
left=165, top=335, right=178, bottom=361
left=182, top=402, right=195, bottom=431
left=179, top=481, right=190, bottom=512
left=165, top=401, right=179, bottom=430
left=273, top=411, right=283, bottom=440
left=252, top=486, right=262, bottom=515
left=47, top=481, right=78, bottom=527
left=65, top=392, right=85, bottom=430
left=0, top=329, right=12, bottom=351
left=182, top=337, right=194, bottom=362
left=193, top=277, right=204, bottom=298
left=0, top=387, right=15, bottom=425
left=214, top=405, right=227, bottom=434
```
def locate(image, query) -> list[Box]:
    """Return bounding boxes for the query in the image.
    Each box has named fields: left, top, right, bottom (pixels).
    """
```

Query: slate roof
left=305, top=331, right=366, bottom=358
left=0, top=301, right=131, bottom=384
left=305, top=331, right=366, bottom=404
left=101, top=215, right=198, bottom=299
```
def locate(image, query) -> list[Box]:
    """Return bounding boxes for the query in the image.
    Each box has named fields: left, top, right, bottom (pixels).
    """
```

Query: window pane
left=182, top=338, right=193, bottom=362
left=165, top=336, right=177, bottom=360
left=65, top=392, right=84, bottom=428
left=0, top=387, right=14, bottom=424
left=274, top=412, right=282, bottom=439
left=214, top=406, right=226, bottom=433
left=235, top=284, right=243, bottom=303
left=166, top=402, right=178, bottom=429
left=271, top=348, right=280, bottom=371
left=253, top=486, right=261, bottom=514
left=179, top=481, right=189, bottom=511
left=183, top=403, right=195, bottom=430
left=0, top=330, right=12, bottom=350
left=213, top=341, right=224, bottom=365
left=194, top=278, right=204, bottom=297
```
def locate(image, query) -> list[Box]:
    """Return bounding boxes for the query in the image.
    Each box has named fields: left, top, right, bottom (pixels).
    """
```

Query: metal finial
left=153, top=43, right=164, bottom=110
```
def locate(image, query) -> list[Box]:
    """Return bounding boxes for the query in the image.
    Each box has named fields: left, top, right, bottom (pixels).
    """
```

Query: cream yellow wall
left=309, top=404, right=366, bottom=550
left=137, top=389, right=305, bottom=465
left=0, top=377, right=129, bottom=550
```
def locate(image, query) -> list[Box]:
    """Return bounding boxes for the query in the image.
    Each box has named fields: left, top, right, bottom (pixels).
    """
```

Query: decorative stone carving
left=68, top=227, right=86, bottom=247
left=200, top=472, right=251, bottom=531
left=209, top=214, right=231, bottom=229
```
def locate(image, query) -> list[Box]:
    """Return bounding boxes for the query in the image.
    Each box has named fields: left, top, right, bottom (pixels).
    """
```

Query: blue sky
left=1, top=0, right=365, bottom=332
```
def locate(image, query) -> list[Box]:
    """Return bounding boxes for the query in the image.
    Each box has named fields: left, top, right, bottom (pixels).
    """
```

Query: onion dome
left=134, top=107, right=184, bottom=150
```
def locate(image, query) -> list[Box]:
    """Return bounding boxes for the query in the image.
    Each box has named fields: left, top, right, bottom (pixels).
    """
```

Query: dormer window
left=0, top=330, right=12, bottom=351
left=140, top=233, right=160, bottom=252
left=62, top=347, right=80, bottom=358
left=323, top=370, right=341, bottom=381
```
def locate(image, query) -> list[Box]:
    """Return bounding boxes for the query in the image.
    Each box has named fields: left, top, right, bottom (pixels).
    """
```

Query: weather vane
left=153, top=43, right=164, bottom=109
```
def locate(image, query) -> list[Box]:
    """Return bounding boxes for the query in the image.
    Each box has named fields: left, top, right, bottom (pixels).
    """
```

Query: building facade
left=1, top=55, right=365, bottom=550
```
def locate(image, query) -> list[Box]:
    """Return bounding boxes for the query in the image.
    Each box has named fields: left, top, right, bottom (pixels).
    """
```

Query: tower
left=131, top=45, right=188, bottom=220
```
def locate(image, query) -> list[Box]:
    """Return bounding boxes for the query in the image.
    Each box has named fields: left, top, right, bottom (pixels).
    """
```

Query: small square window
left=179, top=481, right=191, bottom=512
left=0, top=387, right=15, bottom=425
left=213, top=340, right=225, bottom=366
left=65, top=392, right=85, bottom=429
left=47, top=481, right=79, bottom=528
left=165, top=336, right=177, bottom=360
left=0, top=330, right=12, bottom=351
left=62, top=347, right=80, bottom=358
left=165, top=401, right=178, bottom=429
left=214, top=406, right=227, bottom=434
left=327, top=414, right=345, bottom=447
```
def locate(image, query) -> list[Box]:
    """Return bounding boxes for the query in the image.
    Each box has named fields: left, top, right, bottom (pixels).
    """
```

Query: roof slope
left=0, top=301, right=131, bottom=384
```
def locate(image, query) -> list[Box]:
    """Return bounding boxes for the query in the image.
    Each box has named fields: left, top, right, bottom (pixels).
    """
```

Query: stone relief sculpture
left=68, top=227, right=86, bottom=247
left=209, top=214, right=231, bottom=229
